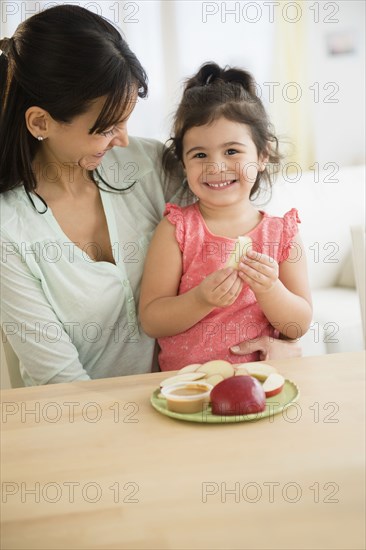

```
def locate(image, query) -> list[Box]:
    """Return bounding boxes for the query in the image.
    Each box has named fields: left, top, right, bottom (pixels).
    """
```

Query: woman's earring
left=37, top=136, right=44, bottom=141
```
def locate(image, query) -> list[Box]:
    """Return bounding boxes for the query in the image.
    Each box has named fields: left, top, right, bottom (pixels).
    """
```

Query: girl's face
left=182, top=117, right=267, bottom=208
left=37, top=95, right=136, bottom=171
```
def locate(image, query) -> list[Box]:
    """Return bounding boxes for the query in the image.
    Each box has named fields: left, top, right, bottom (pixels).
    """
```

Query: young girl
left=139, top=63, right=312, bottom=371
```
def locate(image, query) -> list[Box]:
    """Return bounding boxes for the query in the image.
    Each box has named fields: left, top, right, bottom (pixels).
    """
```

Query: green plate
left=150, top=380, right=299, bottom=423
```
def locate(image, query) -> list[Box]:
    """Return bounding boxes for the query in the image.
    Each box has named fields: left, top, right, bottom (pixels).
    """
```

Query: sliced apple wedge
left=245, top=363, right=278, bottom=382
left=234, top=366, right=249, bottom=376
left=226, top=236, right=252, bottom=269
left=197, top=360, right=235, bottom=379
left=160, top=372, right=206, bottom=388
left=179, top=363, right=202, bottom=373
left=235, top=370, right=250, bottom=377
left=262, top=373, right=285, bottom=397
left=205, top=374, right=225, bottom=387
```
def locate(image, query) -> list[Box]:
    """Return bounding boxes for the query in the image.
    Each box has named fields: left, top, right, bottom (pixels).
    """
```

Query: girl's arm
left=238, top=232, right=313, bottom=339
left=139, top=218, right=243, bottom=338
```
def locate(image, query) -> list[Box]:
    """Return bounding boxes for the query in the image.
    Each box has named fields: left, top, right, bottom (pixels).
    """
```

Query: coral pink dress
left=158, top=202, right=300, bottom=371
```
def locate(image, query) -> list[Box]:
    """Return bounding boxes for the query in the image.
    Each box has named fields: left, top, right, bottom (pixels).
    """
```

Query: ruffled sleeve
left=164, top=202, right=185, bottom=252
left=279, top=208, right=301, bottom=262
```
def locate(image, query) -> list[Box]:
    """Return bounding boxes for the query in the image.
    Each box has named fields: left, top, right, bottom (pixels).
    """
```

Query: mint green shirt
left=0, top=137, right=187, bottom=385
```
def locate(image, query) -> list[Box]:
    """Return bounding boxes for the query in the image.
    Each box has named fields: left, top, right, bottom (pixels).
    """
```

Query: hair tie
left=0, top=37, right=12, bottom=57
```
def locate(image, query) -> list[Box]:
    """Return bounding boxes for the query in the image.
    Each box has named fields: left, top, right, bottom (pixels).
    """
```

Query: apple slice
left=205, top=374, right=224, bottom=387
left=235, top=370, right=249, bottom=377
left=160, top=372, right=206, bottom=388
left=245, top=363, right=278, bottom=382
left=234, top=365, right=249, bottom=376
left=226, top=236, right=252, bottom=269
left=197, top=360, right=234, bottom=379
left=262, top=373, right=285, bottom=397
left=179, top=363, right=202, bottom=373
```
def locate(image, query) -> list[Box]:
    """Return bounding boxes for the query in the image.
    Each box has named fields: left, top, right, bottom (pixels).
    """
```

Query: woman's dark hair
left=0, top=4, right=148, bottom=207
left=163, top=62, right=282, bottom=200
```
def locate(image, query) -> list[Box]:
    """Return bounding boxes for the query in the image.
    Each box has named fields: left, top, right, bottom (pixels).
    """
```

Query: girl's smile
left=204, top=178, right=238, bottom=189
left=183, top=116, right=267, bottom=207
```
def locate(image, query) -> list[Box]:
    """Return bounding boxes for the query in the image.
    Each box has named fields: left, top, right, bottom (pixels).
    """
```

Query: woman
left=0, top=5, right=300, bottom=386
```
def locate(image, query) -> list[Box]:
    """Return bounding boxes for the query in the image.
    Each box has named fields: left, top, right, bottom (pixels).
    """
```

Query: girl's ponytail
left=184, top=62, right=222, bottom=88
left=183, top=62, right=257, bottom=98
left=221, top=67, right=257, bottom=97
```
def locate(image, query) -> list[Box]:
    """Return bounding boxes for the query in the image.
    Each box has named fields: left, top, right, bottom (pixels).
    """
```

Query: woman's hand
left=194, top=267, right=243, bottom=308
left=238, top=249, right=279, bottom=294
left=230, top=335, right=302, bottom=361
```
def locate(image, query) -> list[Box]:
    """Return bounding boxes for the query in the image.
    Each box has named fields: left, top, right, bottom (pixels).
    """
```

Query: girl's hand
left=195, top=267, right=243, bottom=308
left=238, top=249, right=279, bottom=294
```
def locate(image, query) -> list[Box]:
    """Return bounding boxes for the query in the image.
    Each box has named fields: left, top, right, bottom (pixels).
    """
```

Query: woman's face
left=37, top=95, right=136, bottom=171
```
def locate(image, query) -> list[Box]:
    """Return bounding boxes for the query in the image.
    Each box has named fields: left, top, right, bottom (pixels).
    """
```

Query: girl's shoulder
left=261, top=208, right=300, bottom=234
left=258, top=208, right=301, bottom=262
left=163, top=201, right=199, bottom=226
left=163, top=202, right=201, bottom=251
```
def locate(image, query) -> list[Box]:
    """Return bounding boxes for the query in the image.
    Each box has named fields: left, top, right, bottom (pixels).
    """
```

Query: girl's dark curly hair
left=163, top=62, right=282, bottom=199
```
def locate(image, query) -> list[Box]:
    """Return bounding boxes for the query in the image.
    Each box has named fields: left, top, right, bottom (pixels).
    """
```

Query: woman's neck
left=32, top=152, right=94, bottom=199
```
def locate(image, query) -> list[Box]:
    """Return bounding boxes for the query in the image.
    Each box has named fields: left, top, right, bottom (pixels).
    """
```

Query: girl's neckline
left=193, top=202, right=266, bottom=241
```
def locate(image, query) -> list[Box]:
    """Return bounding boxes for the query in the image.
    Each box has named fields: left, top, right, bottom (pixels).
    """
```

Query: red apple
left=210, top=376, right=266, bottom=416
left=262, top=373, right=285, bottom=397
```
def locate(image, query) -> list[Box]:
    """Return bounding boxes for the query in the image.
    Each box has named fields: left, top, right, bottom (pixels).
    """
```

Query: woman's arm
left=1, top=237, right=91, bottom=385
left=139, top=218, right=243, bottom=338
left=238, top=232, right=313, bottom=339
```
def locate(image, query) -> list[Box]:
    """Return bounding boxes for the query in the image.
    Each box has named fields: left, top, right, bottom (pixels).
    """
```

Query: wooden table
left=1, top=352, right=365, bottom=550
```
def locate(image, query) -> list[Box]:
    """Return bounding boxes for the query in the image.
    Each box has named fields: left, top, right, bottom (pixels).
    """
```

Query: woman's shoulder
left=101, top=136, right=188, bottom=204
left=102, top=136, right=164, bottom=177
left=129, top=135, right=164, bottom=156
left=125, top=136, right=165, bottom=165
left=0, top=187, right=49, bottom=248
left=1, top=186, right=22, bottom=205
left=0, top=187, right=29, bottom=233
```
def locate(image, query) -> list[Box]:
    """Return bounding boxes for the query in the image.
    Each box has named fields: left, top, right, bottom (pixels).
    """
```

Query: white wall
left=124, top=0, right=365, bottom=169
left=1, top=0, right=365, bottom=167
left=306, top=0, right=365, bottom=166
